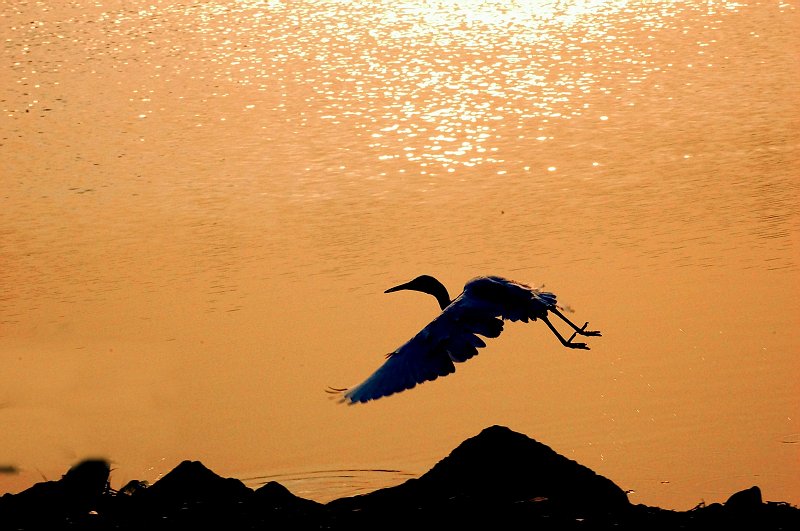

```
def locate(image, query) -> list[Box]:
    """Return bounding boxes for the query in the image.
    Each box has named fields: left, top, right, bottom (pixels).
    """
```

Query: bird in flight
left=329, top=275, right=601, bottom=404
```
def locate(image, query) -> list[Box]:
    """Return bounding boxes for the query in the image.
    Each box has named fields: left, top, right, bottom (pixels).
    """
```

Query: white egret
left=329, top=275, right=601, bottom=404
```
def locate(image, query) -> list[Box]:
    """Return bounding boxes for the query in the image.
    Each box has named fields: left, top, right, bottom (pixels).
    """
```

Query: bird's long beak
left=384, top=282, right=411, bottom=294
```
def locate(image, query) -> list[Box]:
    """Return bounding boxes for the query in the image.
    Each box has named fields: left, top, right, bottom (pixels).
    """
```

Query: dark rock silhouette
left=117, top=460, right=255, bottom=529
left=250, top=481, right=325, bottom=529
left=327, top=424, right=629, bottom=528
left=1, top=426, right=797, bottom=530
left=0, top=459, right=110, bottom=529
left=726, top=484, right=762, bottom=510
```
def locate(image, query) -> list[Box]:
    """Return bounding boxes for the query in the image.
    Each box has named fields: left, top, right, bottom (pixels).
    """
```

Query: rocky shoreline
left=1, top=426, right=797, bottom=530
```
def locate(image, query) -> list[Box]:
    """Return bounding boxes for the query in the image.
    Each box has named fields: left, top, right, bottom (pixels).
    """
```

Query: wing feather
left=344, top=339, right=455, bottom=403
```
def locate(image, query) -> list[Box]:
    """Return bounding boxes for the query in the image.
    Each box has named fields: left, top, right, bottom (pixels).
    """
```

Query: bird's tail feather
left=526, top=290, right=557, bottom=321
left=536, top=291, right=557, bottom=307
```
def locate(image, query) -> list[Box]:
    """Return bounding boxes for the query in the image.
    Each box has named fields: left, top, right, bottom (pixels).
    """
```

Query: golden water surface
left=1, top=0, right=798, bottom=510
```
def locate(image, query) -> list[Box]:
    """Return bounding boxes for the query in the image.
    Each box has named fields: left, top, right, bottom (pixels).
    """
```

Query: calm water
left=1, top=0, right=798, bottom=510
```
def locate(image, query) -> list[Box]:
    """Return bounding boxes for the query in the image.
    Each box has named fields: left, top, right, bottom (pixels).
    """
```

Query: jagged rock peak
left=417, top=425, right=630, bottom=510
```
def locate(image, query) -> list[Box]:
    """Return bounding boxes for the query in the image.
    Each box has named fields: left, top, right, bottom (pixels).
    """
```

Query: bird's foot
left=571, top=322, right=602, bottom=337
left=564, top=340, right=590, bottom=350
left=565, top=324, right=596, bottom=349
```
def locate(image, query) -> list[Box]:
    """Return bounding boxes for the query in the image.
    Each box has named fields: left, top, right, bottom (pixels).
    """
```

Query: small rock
left=725, top=485, right=762, bottom=512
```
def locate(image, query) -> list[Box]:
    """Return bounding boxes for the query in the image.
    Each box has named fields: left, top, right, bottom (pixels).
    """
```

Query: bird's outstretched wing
left=337, top=276, right=557, bottom=404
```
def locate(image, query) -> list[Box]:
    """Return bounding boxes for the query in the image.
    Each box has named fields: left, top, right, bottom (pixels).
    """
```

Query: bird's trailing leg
left=549, top=307, right=601, bottom=339
left=541, top=314, right=590, bottom=350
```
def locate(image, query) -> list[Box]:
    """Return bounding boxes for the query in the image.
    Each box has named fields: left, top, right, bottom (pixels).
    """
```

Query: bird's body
left=331, top=275, right=601, bottom=404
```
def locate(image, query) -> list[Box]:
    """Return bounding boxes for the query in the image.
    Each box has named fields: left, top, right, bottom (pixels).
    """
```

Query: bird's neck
left=426, top=283, right=452, bottom=311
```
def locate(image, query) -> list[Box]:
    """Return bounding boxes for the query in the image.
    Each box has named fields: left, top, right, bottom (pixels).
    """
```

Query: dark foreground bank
left=1, top=426, right=797, bottom=530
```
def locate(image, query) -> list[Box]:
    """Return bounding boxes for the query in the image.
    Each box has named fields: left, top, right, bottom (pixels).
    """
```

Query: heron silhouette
left=329, top=275, right=601, bottom=404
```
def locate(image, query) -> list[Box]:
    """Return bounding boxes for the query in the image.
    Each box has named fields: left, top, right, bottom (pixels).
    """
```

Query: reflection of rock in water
left=1, top=426, right=798, bottom=530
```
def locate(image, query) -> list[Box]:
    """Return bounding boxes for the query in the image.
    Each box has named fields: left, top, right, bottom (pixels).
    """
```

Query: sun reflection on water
left=35, top=0, right=726, bottom=173
left=6, top=0, right=747, bottom=174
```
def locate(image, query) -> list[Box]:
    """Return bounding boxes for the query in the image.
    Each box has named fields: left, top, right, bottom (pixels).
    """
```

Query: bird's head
left=385, top=275, right=452, bottom=310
